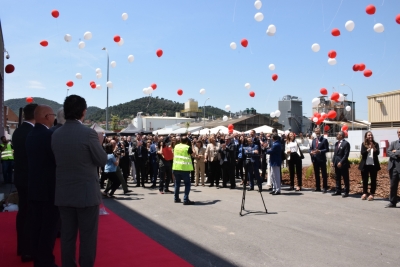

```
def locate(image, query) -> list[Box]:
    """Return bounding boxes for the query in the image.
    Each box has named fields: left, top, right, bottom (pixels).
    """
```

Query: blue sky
left=1, top=0, right=399, bottom=120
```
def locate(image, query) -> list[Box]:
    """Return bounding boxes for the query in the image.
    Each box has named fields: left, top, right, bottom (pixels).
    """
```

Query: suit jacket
left=332, top=139, right=350, bottom=168
left=387, top=140, right=400, bottom=171
left=266, top=140, right=282, bottom=166
left=12, top=121, right=34, bottom=187
left=51, top=120, right=107, bottom=207
left=26, top=124, right=56, bottom=202
left=309, top=136, right=329, bottom=163
left=50, top=123, right=63, bottom=132
left=133, top=145, right=148, bottom=162
left=359, top=141, right=381, bottom=171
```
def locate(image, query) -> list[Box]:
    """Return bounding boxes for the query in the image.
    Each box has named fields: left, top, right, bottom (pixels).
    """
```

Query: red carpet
left=0, top=208, right=192, bottom=267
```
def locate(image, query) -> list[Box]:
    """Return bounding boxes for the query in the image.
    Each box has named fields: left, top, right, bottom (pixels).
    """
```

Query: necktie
left=315, top=138, right=319, bottom=148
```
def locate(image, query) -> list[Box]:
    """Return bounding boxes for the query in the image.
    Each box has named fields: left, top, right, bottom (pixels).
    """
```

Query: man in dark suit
left=12, top=103, right=38, bottom=262
left=51, top=95, right=107, bottom=267
left=386, top=129, right=400, bottom=208
left=309, top=127, right=330, bottom=193
left=331, top=131, right=351, bottom=198
left=26, top=105, right=60, bottom=267
left=134, top=140, right=148, bottom=187
left=225, top=136, right=237, bottom=189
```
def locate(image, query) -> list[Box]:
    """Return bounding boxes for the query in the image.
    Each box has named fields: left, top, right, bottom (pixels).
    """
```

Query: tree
left=111, top=114, right=120, bottom=131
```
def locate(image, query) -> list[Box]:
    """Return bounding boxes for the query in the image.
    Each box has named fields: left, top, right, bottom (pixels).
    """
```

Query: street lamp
left=203, top=97, right=210, bottom=128
left=340, top=83, right=354, bottom=130
left=102, top=47, right=110, bottom=130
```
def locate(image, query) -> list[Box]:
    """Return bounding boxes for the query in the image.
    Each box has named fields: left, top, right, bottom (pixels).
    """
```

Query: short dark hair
left=105, top=143, right=114, bottom=154
left=272, top=134, right=279, bottom=141
left=23, top=103, right=38, bottom=120
left=64, top=95, right=87, bottom=120
left=181, top=136, right=190, bottom=145
left=272, top=128, right=277, bottom=134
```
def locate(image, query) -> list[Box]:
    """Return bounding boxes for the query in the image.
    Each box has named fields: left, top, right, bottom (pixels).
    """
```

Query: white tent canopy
left=209, top=125, right=239, bottom=134
left=152, top=124, right=180, bottom=135
left=172, top=126, right=203, bottom=135
left=192, top=128, right=210, bottom=135
left=244, top=125, right=284, bottom=135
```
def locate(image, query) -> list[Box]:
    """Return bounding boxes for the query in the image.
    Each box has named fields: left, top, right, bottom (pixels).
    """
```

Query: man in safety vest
left=172, top=136, right=196, bottom=205
left=1, top=135, right=14, bottom=184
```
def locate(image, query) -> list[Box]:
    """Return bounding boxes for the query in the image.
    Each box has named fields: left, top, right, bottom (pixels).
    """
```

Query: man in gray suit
left=51, top=95, right=107, bottom=267
left=386, top=129, right=400, bottom=208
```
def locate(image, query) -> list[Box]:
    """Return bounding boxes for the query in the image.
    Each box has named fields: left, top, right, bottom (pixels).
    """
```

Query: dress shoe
left=247, top=188, right=254, bottom=191
left=164, top=189, right=172, bottom=193
left=322, top=189, right=327, bottom=194
left=216, top=186, right=220, bottom=189
left=331, top=191, right=341, bottom=196
left=124, top=190, right=133, bottom=194
left=288, top=187, right=294, bottom=191
left=312, top=188, right=321, bottom=192
left=269, top=190, right=275, bottom=194
left=183, top=200, right=195, bottom=205
left=21, top=255, right=33, bottom=262
left=272, top=191, right=281, bottom=195
left=342, top=193, right=349, bottom=198
left=385, top=202, right=396, bottom=208
left=174, top=199, right=182, bottom=203
left=159, top=191, right=164, bottom=194
left=135, top=184, right=140, bottom=187
left=267, top=187, right=273, bottom=191
left=209, top=184, right=214, bottom=187
left=149, top=185, right=156, bottom=189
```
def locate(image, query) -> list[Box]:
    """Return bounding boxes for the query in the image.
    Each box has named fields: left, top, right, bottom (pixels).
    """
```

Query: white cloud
left=28, top=80, right=46, bottom=90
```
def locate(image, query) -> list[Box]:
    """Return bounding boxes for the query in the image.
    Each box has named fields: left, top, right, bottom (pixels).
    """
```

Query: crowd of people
left=2, top=95, right=400, bottom=267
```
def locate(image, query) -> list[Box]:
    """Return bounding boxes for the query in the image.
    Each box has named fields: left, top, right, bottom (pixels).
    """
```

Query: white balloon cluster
left=270, top=110, right=281, bottom=117
left=199, top=88, right=206, bottom=95
left=143, top=87, right=153, bottom=95
left=266, top=25, right=276, bottom=36
left=244, top=83, right=251, bottom=89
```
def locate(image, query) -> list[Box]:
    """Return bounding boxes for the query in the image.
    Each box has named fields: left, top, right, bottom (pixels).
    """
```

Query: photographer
left=118, top=137, right=130, bottom=183
left=244, top=137, right=262, bottom=192
left=101, top=143, right=121, bottom=198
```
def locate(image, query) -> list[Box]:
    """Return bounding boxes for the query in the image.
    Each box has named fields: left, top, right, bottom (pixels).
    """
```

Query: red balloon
left=327, top=110, right=337, bottom=119
left=90, top=83, right=96, bottom=89
left=352, top=64, right=360, bottom=71
left=241, top=38, right=248, bottom=48
left=331, top=92, right=339, bottom=101
left=313, top=112, right=319, bottom=117
left=113, top=35, right=121, bottom=42
left=272, top=74, right=278, bottom=81
left=228, top=124, right=234, bottom=129
left=51, top=10, right=59, bottom=18
left=151, top=83, right=157, bottom=90
left=396, top=14, right=400, bottom=24
left=315, top=113, right=321, bottom=118
left=40, top=40, right=48, bottom=47
left=324, top=125, right=330, bottom=131
left=359, top=63, right=366, bottom=71
left=66, top=80, right=74, bottom=87
left=5, top=64, right=15, bottom=74
left=331, top=28, right=340, bottom=37
left=366, top=5, right=376, bottom=15
left=328, top=50, right=337, bottom=58
left=341, top=125, right=349, bottom=131
left=322, top=114, right=328, bottom=119
left=364, top=69, right=372, bottom=77
left=343, top=130, right=348, bottom=137
left=249, top=91, right=255, bottom=97
left=90, top=81, right=95, bottom=85
left=26, top=97, right=34, bottom=103
left=320, top=88, right=328, bottom=95
left=156, top=49, right=163, bottom=57
left=177, top=89, right=183, bottom=96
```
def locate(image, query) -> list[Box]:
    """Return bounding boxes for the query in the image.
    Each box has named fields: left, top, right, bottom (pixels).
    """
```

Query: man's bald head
left=34, top=105, right=55, bottom=128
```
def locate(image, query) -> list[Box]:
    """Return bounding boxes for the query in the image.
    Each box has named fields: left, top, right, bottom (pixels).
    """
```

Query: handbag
left=297, top=144, right=305, bottom=159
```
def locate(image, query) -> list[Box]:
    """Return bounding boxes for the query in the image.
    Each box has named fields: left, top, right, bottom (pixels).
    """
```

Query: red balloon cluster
left=177, top=89, right=183, bottom=96
left=156, top=49, right=163, bottom=57
left=241, top=39, right=248, bottom=48
left=90, top=81, right=96, bottom=89
left=366, top=5, right=376, bottom=15
left=151, top=83, right=157, bottom=90
left=272, top=74, right=278, bottom=81
left=249, top=91, right=255, bottom=97
left=5, top=64, right=15, bottom=74
left=311, top=110, right=337, bottom=126
left=40, top=40, right=48, bottom=47
left=396, top=14, right=400, bottom=24
left=331, top=28, right=340, bottom=37
left=26, top=97, right=34, bottom=103
left=353, top=63, right=366, bottom=72
left=320, top=88, right=328, bottom=95
left=113, top=35, right=121, bottom=42
left=51, top=10, right=59, bottom=18
left=66, top=80, right=74, bottom=87
left=331, top=92, right=339, bottom=102
left=328, top=50, right=337, bottom=58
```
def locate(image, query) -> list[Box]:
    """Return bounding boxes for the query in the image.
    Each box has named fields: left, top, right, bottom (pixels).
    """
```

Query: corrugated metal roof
left=367, top=90, right=400, bottom=98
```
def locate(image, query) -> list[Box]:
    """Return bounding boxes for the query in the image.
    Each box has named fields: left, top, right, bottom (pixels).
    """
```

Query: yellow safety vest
left=172, top=144, right=193, bottom=171
left=1, top=143, right=14, bottom=160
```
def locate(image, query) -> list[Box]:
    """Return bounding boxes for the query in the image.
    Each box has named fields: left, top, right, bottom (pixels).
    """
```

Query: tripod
left=240, top=160, right=268, bottom=216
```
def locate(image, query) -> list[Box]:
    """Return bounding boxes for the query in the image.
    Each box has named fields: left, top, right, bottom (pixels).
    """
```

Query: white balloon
left=146, top=87, right=153, bottom=94
left=110, top=61, right=117, bottom=68
left=122, top=13, right=128, bottom=21
left=328, top=58, right=337, bottom=65
left=254, top=12, right=264, bottom=22
left=338, top=93, right=345, bottom=102
left=313, top=117, right=318, bottom=123
left=96, top=84, right=102, bottom=90
left=345, top=20, right=355, bottom=32
left=275, top=110, right=281, bottom=117
left=345, top=105, right=352, bottom=111
left=128, top=55, right=134, bottom=63
left=230, top=42, right=237, bottom=50
left=266, top=25, right=276, bottom=36
left=106, top=81, right=113, bottom=88
left=245, top=83, right=251, bottom=89
left=225, top=105, right=231, bottom=111
left=270, top=112, right=275, bottom=118
left=311, top=43, right=320, bottom=52
left=78, top=41, right=85, bottom=49
left=96, top=73, right=102, bottom=79
left=254, top=0, right=262, bottom=10
left=117, top=38, right=124, bottom=46
left=83, top=31, right=92, bottom=40
left=95, top=68, right=102, bottom=73
left=200, top=88, right=206, bottom=95
left=64, top=34, right=72, bottom=42
left=312, top=97, right=320, bottom=107
left=269, top=64, right=275, bottom=71
left=223, top=116, right=228, bottom=122
left=143, top=88, right=149, bottom=95
left=75, top=73, right=82, bottom=79
left=374, top=23, right=384, bottom=33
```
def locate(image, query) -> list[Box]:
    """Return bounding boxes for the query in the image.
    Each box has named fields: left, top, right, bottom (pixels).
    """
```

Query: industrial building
left=278, top=95, right=303, bottom=134
left=133, top=112, right=192, bottom=132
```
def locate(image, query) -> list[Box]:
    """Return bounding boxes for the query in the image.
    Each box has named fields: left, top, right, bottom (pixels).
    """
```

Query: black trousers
left=389, top=168, right=400, bottom=204
left=208, top=161, right=220, bottom=186
left=335, top=165, right=349, bottom=193
left=104, top=172, right=121, bottom=196
left=288, top=153, right=302, bottom=187
left=135, top=159, right=147, bottom=186
left=361, top=165, right=378, bottom=194
left=261, top=155, right=267, bottom=180
left=236, top=158, right=244, bottom=180
left=119, top=157, right=130, bottom=181
left=221, top=162, right=230, bottom=187
left=15, top=185, right=31, bottom=257
left=313, top=161, right=328, bottom=190
left=30, top=200, right=60, bottom=267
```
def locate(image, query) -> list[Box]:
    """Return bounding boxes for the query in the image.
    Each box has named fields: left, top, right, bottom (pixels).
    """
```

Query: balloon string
left=323, top=0, right=344, bottom=32
left=232, top=0, right=237, bottom=23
